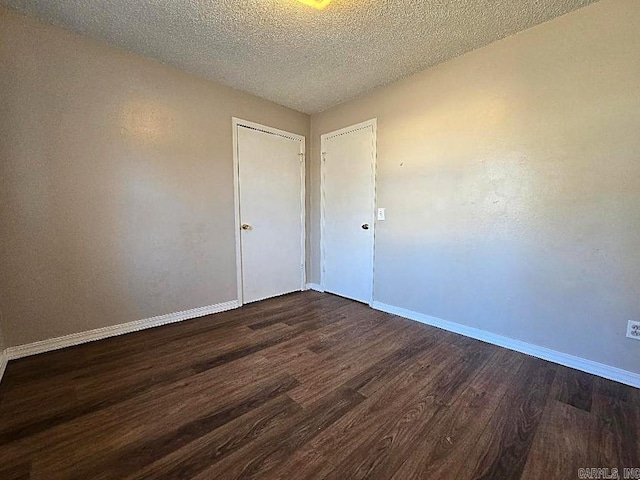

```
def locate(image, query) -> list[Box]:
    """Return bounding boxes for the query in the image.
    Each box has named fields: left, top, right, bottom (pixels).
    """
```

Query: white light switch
left=377, top=208, right=385, bottom=221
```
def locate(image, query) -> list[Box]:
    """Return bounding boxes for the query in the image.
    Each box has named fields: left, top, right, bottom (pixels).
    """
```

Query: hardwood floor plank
left=191, top=303, right=359, bottom=374
left=305, top=310, right=422, bottom=355
left=28, top=365, right=294, bottom=478
left=390, top=347, right=525, bottom=480
left=190, top=387, right=366, bottom=480
left=457, top=356, right=557, bottom=480
left=125, top=395, right=302, bottom=480
left=247, top=293, right=347, bottom=330
left=591, top=392, right=640, bottom=470
left=287, top=319, right=421, bottom=406
left=2, top=354, right=275, bottom=466
left=0, top=321, right=287, bottom=424
left=263, top=300, right=384, bottom=351
left=342, top=332, right=440, bottom=396
left=343, top=324, right=471, bottom=399
left=0, top=462, right=31, bottom=480
left=0, top=323, right=293, bottom=446
left=550, top=365, right=595, bottom=412
left=53, top=374, right=300, bottom=480
left=520, top=400, right=600, bottom=479
left=323, top=342, right=495, bottom=479
left=266, top=338, right=466, bottom=479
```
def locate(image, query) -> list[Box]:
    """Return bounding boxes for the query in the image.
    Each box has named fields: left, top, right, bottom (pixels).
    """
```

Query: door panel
left=322, top=122, right=376, bottom=303
left=237, top=125, right=304, bottom=303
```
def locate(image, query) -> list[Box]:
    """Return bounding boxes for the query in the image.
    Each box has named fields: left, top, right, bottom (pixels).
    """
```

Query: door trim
left=232, top=118, right=306, bottom=306
left=320, top=118, right=377, bottom=304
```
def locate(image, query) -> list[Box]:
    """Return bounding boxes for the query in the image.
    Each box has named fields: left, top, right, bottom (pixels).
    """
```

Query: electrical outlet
left=627, top=321, right=640, bottom=340
left=377, top=208, right=385, bottom=221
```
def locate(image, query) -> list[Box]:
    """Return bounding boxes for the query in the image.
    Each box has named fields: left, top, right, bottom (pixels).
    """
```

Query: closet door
left=321, top=120, right=376, bottom=303
left=236, top=122, right=305, bottom=303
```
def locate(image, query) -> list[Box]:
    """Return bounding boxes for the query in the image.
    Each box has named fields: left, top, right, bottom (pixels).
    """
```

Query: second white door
left=235, top=121, right=305, bottom=304
left=321, top=120, right=376, bottom=304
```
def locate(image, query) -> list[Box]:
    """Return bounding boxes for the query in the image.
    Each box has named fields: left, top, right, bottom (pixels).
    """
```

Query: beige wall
left=310, top=0, right=640, bottom=373
left=0, top=9, right=310, bottom=346
left=0, top=312, right=5, bottom=353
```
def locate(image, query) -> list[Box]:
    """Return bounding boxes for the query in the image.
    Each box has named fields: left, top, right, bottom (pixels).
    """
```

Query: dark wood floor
left=0, top=291, right=638, bottom=479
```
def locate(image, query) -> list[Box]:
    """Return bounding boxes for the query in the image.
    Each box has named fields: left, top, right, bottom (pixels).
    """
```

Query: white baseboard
left=371, top=301, right=640, bottom=389
left=5, top=300, right=240, bottom=361
left=0, top=350, right=7, bottom=384
left=305, top=283, right=325, bottom=292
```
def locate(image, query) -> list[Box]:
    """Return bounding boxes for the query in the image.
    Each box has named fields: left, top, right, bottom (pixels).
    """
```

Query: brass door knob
left=361, top=223, right=369, bottom=230
left=241, top=223, right=251, bottom=230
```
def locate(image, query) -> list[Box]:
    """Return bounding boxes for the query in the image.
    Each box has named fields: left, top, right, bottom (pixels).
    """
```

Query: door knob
left=241, top=223, right=252, bottom=230
left=361, top=223, right=369, bottom=230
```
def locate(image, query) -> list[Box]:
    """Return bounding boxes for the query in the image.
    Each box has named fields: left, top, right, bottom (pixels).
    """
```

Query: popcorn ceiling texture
left=0, top=0, right=598, bottom=113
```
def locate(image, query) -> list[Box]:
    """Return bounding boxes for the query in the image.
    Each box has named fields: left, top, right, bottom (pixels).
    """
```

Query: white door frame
left=320, top=118, right=377, bottom=304
left=232, top=117, right=306, bottom=306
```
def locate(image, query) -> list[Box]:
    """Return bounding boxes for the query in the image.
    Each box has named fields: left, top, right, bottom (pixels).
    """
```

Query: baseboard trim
left=0, top=350, right=7, bottom=383
left=305, top=283, right=325, bottom=292
left=371, top=301, right=640, bottom=389
left=6, top=300, right=240, bottom=361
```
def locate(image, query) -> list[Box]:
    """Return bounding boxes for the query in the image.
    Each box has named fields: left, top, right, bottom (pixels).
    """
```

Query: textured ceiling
left=1, top=0, right=598, bottom=114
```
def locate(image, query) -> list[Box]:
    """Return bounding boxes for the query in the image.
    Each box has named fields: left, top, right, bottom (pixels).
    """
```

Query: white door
left=235, top=120, right=305, bottom=304
left=321, top=120, right=376, bottom=304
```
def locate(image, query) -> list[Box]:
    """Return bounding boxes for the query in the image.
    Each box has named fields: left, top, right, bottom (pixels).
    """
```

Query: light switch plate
left=377, top=208, right=385, bottom=221
left=627, top=320, right=640, bottom=340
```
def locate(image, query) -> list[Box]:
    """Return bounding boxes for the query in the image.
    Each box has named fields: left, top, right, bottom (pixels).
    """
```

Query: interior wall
left=0, top=313, right=5, bottom=353
left=0, top=9, right=310, bottom=347
left=310, top=0, right=640, bottom=373
left=0, top=312, right=5, bottom=381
